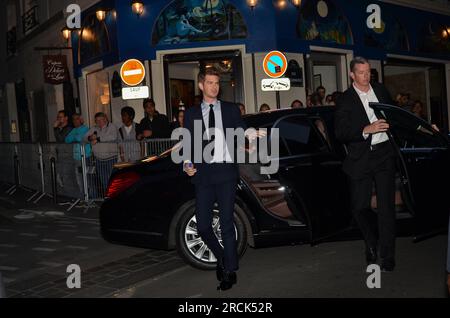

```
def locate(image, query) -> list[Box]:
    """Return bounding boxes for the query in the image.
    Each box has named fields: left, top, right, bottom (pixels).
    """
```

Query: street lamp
left=131, top=1, right=144, bottom=16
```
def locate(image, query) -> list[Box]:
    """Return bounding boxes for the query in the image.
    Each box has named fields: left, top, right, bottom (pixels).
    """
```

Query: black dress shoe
left=381, top=259, right=395, bottom=272
left=365, top=247, right=377, bottom=265
left=217, top=271, right=237, bottom=291
left=216, top=263, right=224, bottom=282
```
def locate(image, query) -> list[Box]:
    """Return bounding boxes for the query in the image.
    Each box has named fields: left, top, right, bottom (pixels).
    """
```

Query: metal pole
left=80, top=143, right=89, bottom=202
left=38, top=143, right=45, bottom=194
left=276, top=91, right=281, bottom=109
left=50, top=157, right=58, bottom=204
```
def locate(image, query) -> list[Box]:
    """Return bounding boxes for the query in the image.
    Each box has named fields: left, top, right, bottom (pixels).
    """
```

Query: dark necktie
left=208, top=104, right=215, bottom=141
left=209, top=104, right=215, bottom=158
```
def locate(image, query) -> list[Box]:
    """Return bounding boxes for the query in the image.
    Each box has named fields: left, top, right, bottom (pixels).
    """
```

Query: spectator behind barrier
left=84, top=112, right=118, bottom=196
left=118, top=106, right=141, bottom=162
left=54, top=110, right=72, bottom=142
left=65, top=114, right=91, bottom=199
left=136, top=98, right=171, bottom=140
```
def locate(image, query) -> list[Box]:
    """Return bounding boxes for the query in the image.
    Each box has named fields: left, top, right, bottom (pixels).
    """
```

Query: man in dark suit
left=136, top=98, right=171, bottom=139
left=183, top=67, right=247, bottom=290
left=335, top=57, right=397, bottom=271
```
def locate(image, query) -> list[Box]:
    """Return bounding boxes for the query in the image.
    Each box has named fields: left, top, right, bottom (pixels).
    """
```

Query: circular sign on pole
left=263, top=51, right=288, bottom=78
left=120, top=59, right=146, bottom=86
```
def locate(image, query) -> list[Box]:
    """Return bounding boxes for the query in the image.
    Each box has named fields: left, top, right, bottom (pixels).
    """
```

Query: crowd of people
left=51, top=85, right=435, bottom=198
left=254, top=85, right=431, bottom=125
left=53, top=98, right=177, bottom=198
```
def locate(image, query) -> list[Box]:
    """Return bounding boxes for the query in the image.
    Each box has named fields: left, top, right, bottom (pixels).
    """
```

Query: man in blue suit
left=183, top=67, right=247, bottom=291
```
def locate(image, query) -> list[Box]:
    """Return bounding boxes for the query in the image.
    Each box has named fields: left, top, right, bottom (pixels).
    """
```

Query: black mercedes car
left=99, top=103, right=450, bottom=270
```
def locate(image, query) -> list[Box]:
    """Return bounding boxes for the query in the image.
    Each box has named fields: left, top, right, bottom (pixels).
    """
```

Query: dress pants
left=195, top=179, right=238, bottom=272
left=349, top=142, right=396, bottom=261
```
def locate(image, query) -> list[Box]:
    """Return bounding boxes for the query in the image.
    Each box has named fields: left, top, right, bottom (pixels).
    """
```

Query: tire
left=175, top=201, right=248, bottom=270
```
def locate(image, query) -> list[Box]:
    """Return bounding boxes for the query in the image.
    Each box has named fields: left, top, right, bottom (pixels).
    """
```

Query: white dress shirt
left=201, top=100, right=232, bottom=163
left=353, top=83, right=389, bottom=145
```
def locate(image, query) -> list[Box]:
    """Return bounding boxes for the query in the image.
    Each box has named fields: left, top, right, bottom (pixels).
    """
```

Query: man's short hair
left=121, top=106, right=135, bottom=120
left=198, top=67, right=221, bottom=83
left=143, top=98, right=155, bottom=109
left=350, top=56, right=370, bottom=72
left=72, top=113, right=81, bottom=118
left=316, top=86, right=325, bottom=92
left=94, top=112, right=107, bottom=119
left=58, top=110, right=68, bottom=117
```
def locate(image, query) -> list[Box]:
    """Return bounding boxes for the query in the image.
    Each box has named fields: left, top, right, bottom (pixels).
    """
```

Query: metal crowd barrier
left=0, top=139, right=176, bottom=210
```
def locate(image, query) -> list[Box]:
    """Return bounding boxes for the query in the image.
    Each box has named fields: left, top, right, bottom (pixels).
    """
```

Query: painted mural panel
left=152, top=0, right=248, bottom=46
left=364, top=8, right=409, bottom=52
left=417, top=21, right=450, bottom=55
left=297, top=0, right=353, bottom=45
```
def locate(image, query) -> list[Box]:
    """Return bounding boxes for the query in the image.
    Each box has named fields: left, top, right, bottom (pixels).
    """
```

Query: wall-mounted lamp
left=61, top=26, right=71, bottom=41
left=291, top=0, right=302, bottom=8
left=96, top=8, right=108, bottom=22
left=247, top=0, right=258, bottom=10
left=131, top=1, right=144, bottom=16
left=273, top=0, right=288, bottom=10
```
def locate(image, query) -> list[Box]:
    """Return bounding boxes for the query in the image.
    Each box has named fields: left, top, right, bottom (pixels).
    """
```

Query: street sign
left=122, top=86, right=149, bottom=100
left=261, top=78, right=291, bottom=91
left=263, top=51, right=288, bottom=78
left=120, top=59, right=146, bottom=86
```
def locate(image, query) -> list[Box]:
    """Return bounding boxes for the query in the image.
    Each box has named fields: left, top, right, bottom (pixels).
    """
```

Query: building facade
left=1, top=0, right=450, bottom=142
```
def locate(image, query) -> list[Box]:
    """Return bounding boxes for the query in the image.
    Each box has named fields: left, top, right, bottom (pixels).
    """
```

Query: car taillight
left=105, top=171, right=140, bottom=199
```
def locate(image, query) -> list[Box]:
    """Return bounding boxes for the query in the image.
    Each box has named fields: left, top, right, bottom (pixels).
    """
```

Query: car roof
left=243, top=106, right=335, bottom=127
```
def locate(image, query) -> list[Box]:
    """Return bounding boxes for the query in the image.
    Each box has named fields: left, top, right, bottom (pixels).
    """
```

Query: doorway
left=383, top=59, right=448, bottom=132
left=163, top=50, right=244, bottom=121
left=305, top=51, right=349, bottom=103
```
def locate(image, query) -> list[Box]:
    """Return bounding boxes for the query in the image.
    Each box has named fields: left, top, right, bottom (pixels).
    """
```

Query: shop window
left=86, top=70, right=111, bottom=127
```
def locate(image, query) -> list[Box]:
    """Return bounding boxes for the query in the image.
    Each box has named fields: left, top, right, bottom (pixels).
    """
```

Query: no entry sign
left=120, top=59, right=146, bottom=86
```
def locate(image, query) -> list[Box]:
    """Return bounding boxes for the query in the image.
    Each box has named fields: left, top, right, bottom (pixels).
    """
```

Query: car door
left=270, top=114, right=352, bottom=243
left=371, top=102, right=450, bottom=238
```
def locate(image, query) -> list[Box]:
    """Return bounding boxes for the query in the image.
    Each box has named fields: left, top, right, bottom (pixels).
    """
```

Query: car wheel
left=175, top=202, right=248, bottom=270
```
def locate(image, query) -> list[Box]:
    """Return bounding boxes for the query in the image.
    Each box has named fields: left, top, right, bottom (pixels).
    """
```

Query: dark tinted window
left=276, top=116, right=328, bottom=156
left=374, top=106, right=448, bottom=148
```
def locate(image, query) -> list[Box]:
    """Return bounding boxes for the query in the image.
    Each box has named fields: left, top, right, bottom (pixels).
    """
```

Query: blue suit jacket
left=184, top=101, right=246, bottom=185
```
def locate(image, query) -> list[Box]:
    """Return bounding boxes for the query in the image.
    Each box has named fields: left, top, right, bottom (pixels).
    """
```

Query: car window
left=374, top=106, right=448, bottom=149
left=275, top=116, right=328, bottom=157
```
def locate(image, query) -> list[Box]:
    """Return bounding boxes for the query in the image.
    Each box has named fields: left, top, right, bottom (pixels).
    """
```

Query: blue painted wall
left=72, top=0, right=450, bottom=75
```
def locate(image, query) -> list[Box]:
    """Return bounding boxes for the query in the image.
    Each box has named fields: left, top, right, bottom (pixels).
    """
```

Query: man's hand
left=246, top=129, right=267, bottom=142
left=89, top=134, right=97, bottom=145
left=431, top=124, right=440, bottom=132
left=53, top=120, right=60, bottom=128
left=143, top=130, right=152, bottom=138
left=183, top=161, right=197, bottom=177
left=363, top=119, right=389, bottom=135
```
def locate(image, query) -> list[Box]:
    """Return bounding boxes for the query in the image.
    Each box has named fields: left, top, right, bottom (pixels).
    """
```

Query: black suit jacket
left=184, top=101, right=246, bottom=185
left=334, top=82, right=394, bottom=178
